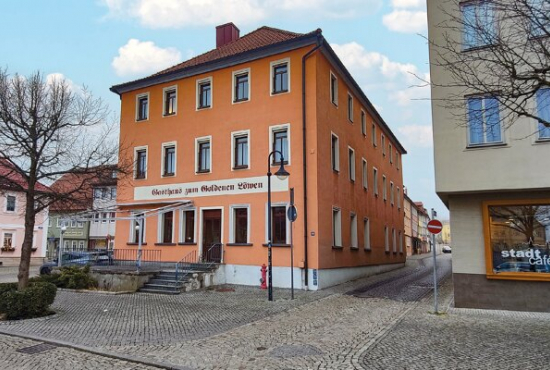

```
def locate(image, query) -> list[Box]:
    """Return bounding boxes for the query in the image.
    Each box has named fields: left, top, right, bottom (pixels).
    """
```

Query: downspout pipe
left=301, top=31, right=323, bottom=289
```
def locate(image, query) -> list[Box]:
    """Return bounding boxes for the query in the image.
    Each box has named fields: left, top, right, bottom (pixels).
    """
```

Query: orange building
left=110, top=24, right=406, bottom=289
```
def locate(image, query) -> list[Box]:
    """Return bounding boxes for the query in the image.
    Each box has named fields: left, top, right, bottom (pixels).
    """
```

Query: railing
left=174, top=249, right=198, bottom=282
left=45, top=247, right=162, bottom=267
left=203, top=243, right=223, bottom=264
left=112, top=248, right=162, bottom=266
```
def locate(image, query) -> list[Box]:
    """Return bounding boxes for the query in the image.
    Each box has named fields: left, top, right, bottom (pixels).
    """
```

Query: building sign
left=488, top=203, right=550, bottom=276
left=134, top=176, right=289, bottom=201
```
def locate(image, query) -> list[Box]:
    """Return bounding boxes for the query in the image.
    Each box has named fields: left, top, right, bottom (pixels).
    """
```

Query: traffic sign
left=287, top=205, right=298, bottom=222
left=427, top=219, right=443, bottom=234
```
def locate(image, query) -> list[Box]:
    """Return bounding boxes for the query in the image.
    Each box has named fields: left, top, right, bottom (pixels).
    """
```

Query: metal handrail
left=203, top=243, right=223, bottom=265
left=174, top=249, right=198, bottom=281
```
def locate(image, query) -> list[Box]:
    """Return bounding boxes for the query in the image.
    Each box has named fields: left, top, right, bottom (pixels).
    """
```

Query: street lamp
left=266, top=150, right=290, bottom=301
left=135, top=217, right=144, bottom=271
left=58, top=224, right=67, bottom=268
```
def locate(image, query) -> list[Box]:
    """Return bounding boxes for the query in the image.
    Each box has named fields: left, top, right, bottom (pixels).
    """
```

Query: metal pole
left=58, top=229, right=64, bottom=268
left=137, top=217, right=143, bottom=272
left=431, top=208, right=438, bottom=314
left=267, top=170, right=273, bottom=301
left=290, top=188, right=294, bottom=300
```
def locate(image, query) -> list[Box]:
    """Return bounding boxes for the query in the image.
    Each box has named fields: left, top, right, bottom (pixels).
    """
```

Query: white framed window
left=399, top=231, right=403, bottom=254
left=392, top=228, right=397, bottom=253
left=396, top=152, right=400, bottom=170
left=372, top=124, right=377, bottom=146
left=232, top=68, right=250, bottom=103
left=195, top=136, right=212, bottom=173
left=536, top=88, right=550, bottom=140
left=102, top=213, right=108, bottom=224
left=373, top=167, right=379, bottom=196
left=361, top=110, right=367, bottom=136
left=265, top=203, right=290, bottom=245
left=110, top=212, right=116, bottom=223
left=93, top=214, right=100, bottom=223
left=179, top=209, right=196, bottom=243
left=231, top=130, right=250, bottom=170
left=130, top=212, right=146, bottom=243
left=2, top=232, right=14, bottom=249
left=397, top=186, right=401, bottom=209
left=331, top=132, right=340, bottom=172
left=348, top=147, right=355, bottom=182
left=382, top=175, right=387, bottom=201
left=389, top=144, right=393, bottom=164
left=79, top=240, right=85, bottom=249
left=71, top=219, right=78, bottom=228
left=269, top=124, right=290, bottom=165
left=462, top=1, right=497, bottom=50
left=350, top=212, right=358, bottom=249
left=384, top=226, right=389, bottom=252
left=382, top=134, right=386, bottom=156
left=330, top=71, right=338, bottom=106
left=135, top=92, right=149, bottom=121
left=77, top=221, right=84, bottom=228
left=467, top=95, right=503, bottom=146
left=347, top=93, right=354, bottom=122
left=363, top=218, right=371, bottom=251
left=161, top=142, right=177, bottom=177
left=362, top=158, right=367, bottom=190
left=270, top=58, right=290, bottom=95
left=134, top=145, right=148, bottom=180
left=163, top=85, right=177, bottom=116
left=229, top=205, right=250, bottom=244
left=196, top=77, right=213, bottom=110
left=158, top=210, right=175, bottom=243
left=64, top=240, right=69, bottom=249
left=332, top=207, right=342, bottom=247
left=71, top=240, right=77, bottom=249
left=5, top=195, right=15, bottom=212
left=390, top=181, right=394, bottom=206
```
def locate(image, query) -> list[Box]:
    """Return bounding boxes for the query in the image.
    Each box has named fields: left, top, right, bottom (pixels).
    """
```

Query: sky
left=0, top=0, right=448, bottom=219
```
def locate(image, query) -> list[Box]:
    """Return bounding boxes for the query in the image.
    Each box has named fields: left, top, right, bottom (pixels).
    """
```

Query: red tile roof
left=0, top=158, right=50, bottom=193
left=153, top=26, right=315, bottom=77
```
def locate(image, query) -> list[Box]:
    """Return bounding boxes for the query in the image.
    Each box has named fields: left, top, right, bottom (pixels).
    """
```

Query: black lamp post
left=267, top=150, right=290, bottom=301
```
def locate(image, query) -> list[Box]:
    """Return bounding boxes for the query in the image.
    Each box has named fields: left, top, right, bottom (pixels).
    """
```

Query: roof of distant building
left=0, top=158, right=50, bottom=193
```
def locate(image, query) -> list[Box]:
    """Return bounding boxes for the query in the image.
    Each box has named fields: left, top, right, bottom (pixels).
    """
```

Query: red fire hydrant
left=260, top=264, right=267, bottom=289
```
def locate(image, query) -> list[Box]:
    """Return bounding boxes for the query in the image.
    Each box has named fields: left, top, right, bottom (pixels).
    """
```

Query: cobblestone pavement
left=0, top=333, right=160, bottom=370
left=2, top=254, right=549, bottom=369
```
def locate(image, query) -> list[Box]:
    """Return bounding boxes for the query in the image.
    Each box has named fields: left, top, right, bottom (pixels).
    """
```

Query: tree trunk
left=18, top=192, right=37, bottom=290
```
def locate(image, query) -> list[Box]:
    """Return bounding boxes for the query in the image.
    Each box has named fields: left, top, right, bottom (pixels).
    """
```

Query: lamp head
left=275, top=161, right=290, bottom=181
left=61, top=225, right=67, bottom=233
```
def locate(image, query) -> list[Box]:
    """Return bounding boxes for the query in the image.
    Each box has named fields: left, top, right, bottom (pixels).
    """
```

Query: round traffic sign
left=287, top=205, right=298, bottom=222
left=427, top=219, right=443, bottom=234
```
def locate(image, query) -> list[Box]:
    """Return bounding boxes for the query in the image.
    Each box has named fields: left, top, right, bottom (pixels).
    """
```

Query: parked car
left=442, top=245, right=452, bottom=253
left=40, top=250, right=112, bottom=275
left=494, top=261, right=533, bottom=273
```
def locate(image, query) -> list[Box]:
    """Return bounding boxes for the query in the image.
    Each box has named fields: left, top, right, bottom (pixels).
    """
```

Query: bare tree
left=429, top=0, right=550, bottom=134
left=0, top=70, right=128, bottom=289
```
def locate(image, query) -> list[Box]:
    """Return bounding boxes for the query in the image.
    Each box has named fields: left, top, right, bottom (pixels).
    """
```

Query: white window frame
left=392, top=228, right=397, bottom=253
left=399, top=230, right=403, bottom=254
left=389, top=144, right=393, bottom=164
left=265, top=202, right=290, bottom=244
left=229, top=204, right=251, bottom=244
left=102, top=213, right=108, bottom=224
left=350, top=212, right=358, bottom=249
left=71, top=240, right=77, bottom=249
left=2, top=231, right=15, bottom=249
left=195, top=136, right=212, bottom=174
left=390, top=181, right=394, bottom=206
left=134, top=145, right=148, bottom=180
left=162, top=85, right=178, bottom=117
left=179, top=208, right=196, bottom=244
left=64, top=240, right=69, bottom=249
left=348, top=146, right=355, bottom=182
left=384, top=226, right=389, bottom=252
left=196, top=76, right=213, bottom=110
left=373, top=167, right=379, bottom=196
left=363, top=218, right=371, bottom=251
left=347, top=93, right=354, bottom=122
left=157, top=210, right=175, bottom=243
left=331, top=132, right=340, bottom=172
left=362, top=158, right=368, bottom=190
left=269, top=124, right=291, bottom=166
left=129, top=211, right=146, bottom=243
left=330, top=71, right=338, bottom=106
left=71, top=219, right=78, bottom=227
left=332, top=207, right=342, bottom=248
left=397, top=186, right=401, bottom=209
left=78, top=240, right=85, bottom=249
left=232, top=68, right=251, bottom=104
left=161, top=141, right=177, bottom=177
left=5, top=194, right=16, bottom=212
left=361, top=110, right=366, bottom=136
left=231, top=130, right=251, bottom=171
left=383, top=175, right=387, bottom=201
left=396, top=152, right=400, bottom=170
left=372, top=123, right=377, bottom=146
left=382, top=134, right=386, bottom=156
left=77, top=221, right=84, bottom=228
left=135, top=92, right=149, bottom=122
left=270, top=58, right=291, bottom=96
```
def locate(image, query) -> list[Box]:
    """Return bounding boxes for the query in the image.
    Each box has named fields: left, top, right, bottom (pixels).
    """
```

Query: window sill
left=364, top=248, right=372, bottom=252
left=233, top=98, right=249, bottom=103
left=154, top=243, right=176, bottom=246
left=350, top=246, right=359, bottom=251
left=385, top=250, right=390, bottom=254
left=162, top=173, right=175, bottom=177
left=196, top=170, right=211, bottom=174
left=534, top=138, right=550, bottom=144
left=331, top=101, right=338, bottom=107
left=232, top=166, right=249, bottom=170
left=163, top=112, right=176, bottom=117
left=465, top=142, right=507, bottom=150
left=262, top=243, right=291, bottom=248
left=271, top=161, right=289, bottom=167
left=272, top=90, right=289, bottom=95
left=197, top=106, right=211, bottom=110
left=178, top=242, right=197, bottom=246
left=332, top=246, right=343, bottom=250
left=227, top=243, right=253, bottom=247
left=136, top=118, right=148, bottom=122
left=462, top=43, right=498, bottom=53
left=332, top=169, right=339, bottom=174
left=126, top=242, right=147, bottom=246
left=134, top=176, right=146, bottom=180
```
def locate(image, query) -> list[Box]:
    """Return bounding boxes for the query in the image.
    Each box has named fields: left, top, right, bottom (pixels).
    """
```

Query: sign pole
left=289, top=188, right=295, bottom=300
left=429, top=210, right=439, bottom=314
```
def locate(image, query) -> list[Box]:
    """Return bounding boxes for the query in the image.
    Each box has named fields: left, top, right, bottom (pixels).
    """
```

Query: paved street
left=1, top=254, right=550, bottom=369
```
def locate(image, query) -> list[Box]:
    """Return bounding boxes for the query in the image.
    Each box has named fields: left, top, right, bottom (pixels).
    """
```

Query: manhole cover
left=269, top=344, right=323, bottom=358
left=16, top=343, right=58, bottom=355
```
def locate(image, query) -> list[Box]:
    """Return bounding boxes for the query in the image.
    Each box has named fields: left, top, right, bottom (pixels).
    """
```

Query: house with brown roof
left=110, top=23, right=406, bottom=290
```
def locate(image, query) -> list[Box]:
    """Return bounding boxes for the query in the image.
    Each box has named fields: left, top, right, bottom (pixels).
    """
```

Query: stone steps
left=138, top=263, right=219, bottom=295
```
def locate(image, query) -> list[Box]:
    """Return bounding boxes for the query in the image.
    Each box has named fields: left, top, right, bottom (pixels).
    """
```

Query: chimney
left=216, top=22, right=240, bottom=48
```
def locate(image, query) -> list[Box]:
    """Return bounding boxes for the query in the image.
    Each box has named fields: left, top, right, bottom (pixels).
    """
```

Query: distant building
left=440, top=221, right=451, bottom=246
left=403, top=190, right=431, bottom=256
left=0, top=158, right=49, bottom=266
left=89, top=175, right=117, bottom=249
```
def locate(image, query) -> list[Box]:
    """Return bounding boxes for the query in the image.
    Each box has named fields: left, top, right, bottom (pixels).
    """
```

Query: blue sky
left=1, top=0, right=447, bottom=218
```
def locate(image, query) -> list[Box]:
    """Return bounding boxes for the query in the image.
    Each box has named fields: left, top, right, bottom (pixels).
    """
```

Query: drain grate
left=16, top=343, right=58, bottom=355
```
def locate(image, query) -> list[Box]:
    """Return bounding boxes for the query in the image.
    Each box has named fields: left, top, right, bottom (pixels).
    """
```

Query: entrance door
left=202, top=209, right=222, bottom=262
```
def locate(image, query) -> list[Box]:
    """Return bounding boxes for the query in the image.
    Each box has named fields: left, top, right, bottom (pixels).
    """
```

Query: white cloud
left=101, top=0, right=382, bottom=28
left=397, top=124, right=433, bottom=148
left=391, top=0, right=424, bottom=8
left=46, top=73, right=79, bottom=92
left=382, top=10, right=427, bottom=33
left=112, top=39, right=181, bottom=77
